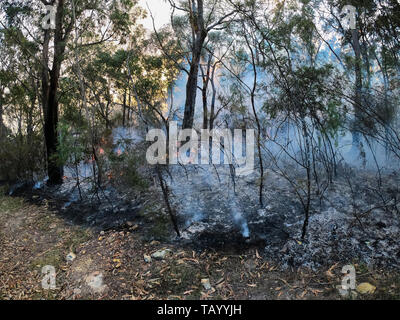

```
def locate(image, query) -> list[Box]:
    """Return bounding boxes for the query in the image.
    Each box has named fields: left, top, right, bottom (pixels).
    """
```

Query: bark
left=27, top=81, right=37, bottom=180
left=0, top=96, right=4, bottom=138
left=182, top=0, right=207, bottom=129
left=42, top=0, right=72, bottom=185
left=183, top=35, right=206, bottom=129
left=122, top=89, right=127, bottom=127
left=200, top=54, right=212, bottom=129
left=209, top=63, right=217, bottom=130
left=156, top=165, right=180, bottom=237
left=301, top=117, right=312, bottom=240
left=43, top=69, right=63, bottom=185
left=351, top=28, right=363, bottom=147
left=127, top=89, right=131, bottom=124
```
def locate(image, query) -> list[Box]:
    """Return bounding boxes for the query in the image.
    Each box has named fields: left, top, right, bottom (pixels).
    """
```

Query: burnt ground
left=166, top=164, right=400, bottom=271
left=1, top=175, right=400, bottom=300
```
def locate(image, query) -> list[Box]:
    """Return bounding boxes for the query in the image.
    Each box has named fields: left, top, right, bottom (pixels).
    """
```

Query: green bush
left=0, top=133, right=44, bottom=182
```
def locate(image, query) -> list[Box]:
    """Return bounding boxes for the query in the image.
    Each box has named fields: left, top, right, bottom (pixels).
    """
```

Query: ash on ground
left=11, top=159, right=400, bottom=271
left=166, top=164, right=400, bottom=270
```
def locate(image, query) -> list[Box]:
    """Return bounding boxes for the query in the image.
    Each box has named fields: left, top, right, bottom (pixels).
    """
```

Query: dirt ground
left=0, top=192, right=399, bottom=300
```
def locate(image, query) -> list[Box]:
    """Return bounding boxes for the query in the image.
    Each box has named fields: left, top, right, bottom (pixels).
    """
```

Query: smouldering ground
left=0, top=191, right=399, bottom=300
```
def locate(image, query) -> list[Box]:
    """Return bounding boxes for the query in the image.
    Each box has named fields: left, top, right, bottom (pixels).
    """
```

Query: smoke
left=229, top=191, right=250, bottom=238
left=264, top=119, right=399, bottom=172
left=113, top=127, right=143, bottom=154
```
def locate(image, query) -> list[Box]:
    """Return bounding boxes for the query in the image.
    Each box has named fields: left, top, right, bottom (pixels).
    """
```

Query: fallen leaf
left=356, top=283, right=376, bottom=294
left=184, top=290, right=194, bottom=295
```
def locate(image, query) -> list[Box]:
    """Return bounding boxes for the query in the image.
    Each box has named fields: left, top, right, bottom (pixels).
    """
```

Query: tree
left=166, top=0, right=237, bottom=129
left=1, top=0, right=140, bottom=184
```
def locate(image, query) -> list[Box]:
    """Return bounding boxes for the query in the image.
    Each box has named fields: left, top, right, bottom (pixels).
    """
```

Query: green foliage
left=56, top=120, right=88, bottom=168
left=266, top=64, right=345, bottom=137
left=0, top=132, right=44, bottom=182
left=109, top=148, right=148, bottom=190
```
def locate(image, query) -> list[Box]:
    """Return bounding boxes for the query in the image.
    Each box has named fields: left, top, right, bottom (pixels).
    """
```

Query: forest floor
left=1, top=190, right=400, bottom=300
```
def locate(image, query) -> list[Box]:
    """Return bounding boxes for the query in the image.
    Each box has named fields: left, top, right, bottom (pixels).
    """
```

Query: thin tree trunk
left=122, top=89, right=127, bottom=127
left=183, top=38, right=205, bottom=129
left=351, top=28, right=363, bottom=148
left=0, top=96, right=4, bottom=138
left=156, top=165, right=180, bottom=237
left=209, top=64, right=217, bottom=130
left=200, top=54, right=212, bottom=130
left=244, top=29, right=264, bottom=206
left=301, top=118, right=312, bottom=240
left=27, top=86, right=36, bottom=180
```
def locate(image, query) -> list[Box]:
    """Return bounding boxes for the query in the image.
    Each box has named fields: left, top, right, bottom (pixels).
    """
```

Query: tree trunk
left=156, top=165, right=180, bottom=237
left=42, top=0, right=69, bottom=185
left=200, top=55, right=212, bottom=130
left=0, top=96, right=4, bottom=138
left=301, top=117, right=312, bottom=240
left=351, top=28, right=363, bottom=148
left=183, top=38, right=204, bottom=129
left=182, top=0, right=207, bottom=129
left=44, top=69, right=63, bottom=185
left=122, top=89, right=127, bottom=127
left=209, top=64, right=217, bottom=130
left=27, top=84, right=36, bottom=180
left=244, top=30, right=264, bottom=206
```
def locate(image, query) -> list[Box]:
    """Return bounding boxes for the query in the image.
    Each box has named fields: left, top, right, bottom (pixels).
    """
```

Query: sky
left=138, top=0, right=172, bottom=30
